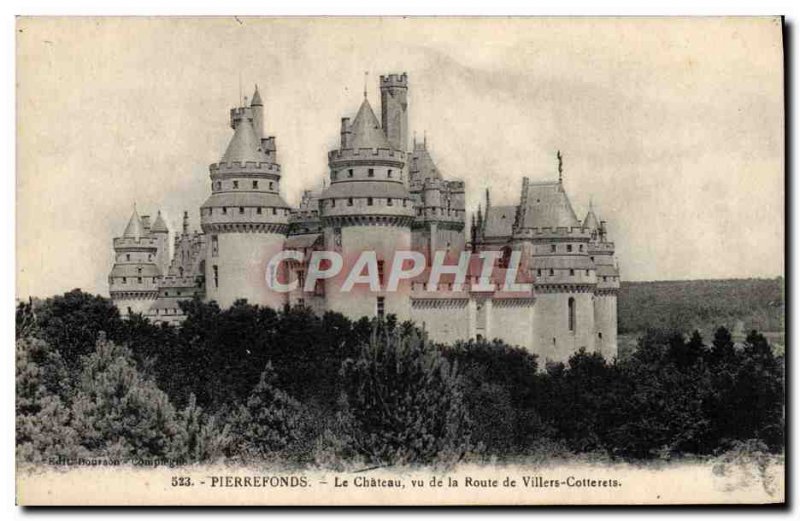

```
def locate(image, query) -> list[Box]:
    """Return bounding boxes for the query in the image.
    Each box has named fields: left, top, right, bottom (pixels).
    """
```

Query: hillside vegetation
left=618, top=278, right=784, bottom=339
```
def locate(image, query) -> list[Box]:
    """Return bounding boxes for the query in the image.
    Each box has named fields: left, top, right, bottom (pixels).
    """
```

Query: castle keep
left=108, top=73, right=620, bottom=363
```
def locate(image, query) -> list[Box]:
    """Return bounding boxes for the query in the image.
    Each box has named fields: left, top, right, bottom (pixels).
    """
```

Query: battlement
left=159, top=275, right=202, bottom=289
left=328, top=148, right=406, bottom=163
left=229, top=106, right=254, bottom=129
left=113, top=237, right=159, bottom=250
left=514, top=226, right=592, bottom=239
left=380, top=73, right=408, bottom=88
left=588, top=242, right=616, bottom=253
left=210, top=161, right=281, bottom=174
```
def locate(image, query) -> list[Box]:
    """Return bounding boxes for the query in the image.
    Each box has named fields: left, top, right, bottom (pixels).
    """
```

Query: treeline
left=16, top=290, right=784, bottom=467
left=618, top=278, right=784, bottom=335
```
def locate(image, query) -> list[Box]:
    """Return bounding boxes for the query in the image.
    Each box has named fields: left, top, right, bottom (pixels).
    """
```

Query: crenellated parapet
left=209, top=161, right=281, bottom=175
left=328, top=148, right=406, bottom=166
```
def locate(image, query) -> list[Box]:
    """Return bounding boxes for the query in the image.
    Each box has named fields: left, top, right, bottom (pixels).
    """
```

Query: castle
left=108, top=73, right=620, bottom=363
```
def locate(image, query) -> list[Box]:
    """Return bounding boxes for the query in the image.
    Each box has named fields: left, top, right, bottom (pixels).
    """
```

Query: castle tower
left=200, top=87, right=290, bottom=309
left=319, top=81, right=414, bottom=321
left=150, top=210, right=170, bottom=276
left=380, top=73, right=408, bottom=152
left=585, top=207, right=619, bottom=359
left=408, top=137, right=466, bottom=259
left=108, top=206, right=161, bottom=315
left=511, top=176, right=597, bottom=363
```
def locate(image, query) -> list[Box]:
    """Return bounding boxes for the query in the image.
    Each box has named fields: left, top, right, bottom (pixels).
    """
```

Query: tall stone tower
left=584, top=207, right=619, bottom=359
left=200, top=87, right=290, bottom=309
left=319, top=74, right=414, bottom=321
left=380, top=73, right=408, bottom=152
left=108, top=206, right=162, bottom=315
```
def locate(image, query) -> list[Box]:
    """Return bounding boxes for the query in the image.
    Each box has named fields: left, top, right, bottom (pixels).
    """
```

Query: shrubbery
left=16, top=290, right=785, bottom=467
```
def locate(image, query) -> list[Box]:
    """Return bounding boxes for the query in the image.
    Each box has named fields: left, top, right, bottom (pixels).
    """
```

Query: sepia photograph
left=13, top=15, right=785, bottom=506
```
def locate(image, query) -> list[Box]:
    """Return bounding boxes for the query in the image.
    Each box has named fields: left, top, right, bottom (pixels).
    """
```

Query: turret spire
left=557, top=150, right=563, bottom=184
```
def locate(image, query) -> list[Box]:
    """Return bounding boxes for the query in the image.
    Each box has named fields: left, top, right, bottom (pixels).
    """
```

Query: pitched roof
left=410, top=143, right=441, bottom=181
left=221, top=117, right=264, bottom=163
left=583, top=208, right=599, bottom=230
left=348, top=99, right=390, bottom=149
left=519, top=182, right=580, bottom=229
left=483, top=205, right=517, bottom=238
left=150, top=211, right=169, bottom=233
left=122, top=207, right=144, bottom=239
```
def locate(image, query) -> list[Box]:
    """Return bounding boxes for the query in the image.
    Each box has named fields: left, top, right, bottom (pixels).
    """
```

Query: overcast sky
left=17, top=17, right=784, bottom=298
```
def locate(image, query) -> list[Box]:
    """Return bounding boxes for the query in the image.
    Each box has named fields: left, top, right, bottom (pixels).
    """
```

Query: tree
left=70, top=333, right=183, bottom=459
left=341, top=326, right=472, bottom=466
left=16, top=337, right=82, bottom=463
left=173, top=393, right=231, bottom=463
left=229, top=363, right=304, bottom=458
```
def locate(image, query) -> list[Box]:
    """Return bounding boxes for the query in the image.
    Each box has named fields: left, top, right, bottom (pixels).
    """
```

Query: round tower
left=585, top=208, right=619, bottom=360
left=108, top=206, right=161, bottom=315
left=319, top=91, right=414, bottom=321
left=200, top=88, right=290, bottom=310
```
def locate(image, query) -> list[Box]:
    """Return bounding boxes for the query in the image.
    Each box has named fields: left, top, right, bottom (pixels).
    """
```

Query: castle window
left=387, top=198, right=393, bottom=206
left=272, top=208, right=277, bottom=215
left=222, top=207, right=227, bottom=214
left=137, top=277, right=142, bottom=283
left=239, top=207, right=245, bottom=214
left=257, top=207, right=262, bottom=214
left=348, top=169, right=353, bottom=178
left=368, top=168, right=374, bottom=177
left=603, top=276, right=607, bottom=282
left=127, top=307, right=132, bottom=315
left=403, top=200, right=407, bottom=207
left=269, top=182, right=274, bottom=190
left=590, top=256, right=594, bottom=262
left=579, top=244, right=584, bottom=252
left=347, top=198, right=353, bottom=206
left=253, top=180, right=258, bottom=189
left=388, top=169, right=393, bottom=178
left=211, top=235, right=218, bottom=257
left=331, top=199, right=336, bottom=208
left=549, top=269, right=554, bottom=276
left=233, top=181, right=239, bottom=189
left=332, top=171, right=337, bottom=181
left=537, top=269, right=542, bottom=277
left=551, top=244, right=557, bottom=253
left=137, top=267, right=142, bottom=274
left=126, top=254, right=130, bottom=261
left=568, top=297, right=576, bottom=332
left=122, top=277, right=127, bottom=283
left=376, top=296, right=385, bottom=320
left=570, top=269, right=575, bottom=276
left=567, top=244, right=573, bottom=252
left=377, top=260, right=385, bottom=287
left=367, top=197, right=373, bottom=206
left=215, top=182, right=221, bottom=190
left=586, top=269, right=590, bottom=276
left=213, top=265, right=219, bottom=288
left=598, top=332, right=603, bottom=339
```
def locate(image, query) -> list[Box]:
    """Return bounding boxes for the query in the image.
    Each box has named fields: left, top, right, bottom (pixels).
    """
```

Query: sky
left=16, top=17, right=784, bottom=299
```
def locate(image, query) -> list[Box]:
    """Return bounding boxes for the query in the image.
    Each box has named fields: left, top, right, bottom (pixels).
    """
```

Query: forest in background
left=16, top=288, right=784, bottom=468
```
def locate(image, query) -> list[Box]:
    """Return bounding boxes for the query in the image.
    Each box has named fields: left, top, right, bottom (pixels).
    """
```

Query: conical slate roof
left=151, top=211, right=169, bottom=233
left=349, top=98, right=390, bottom=149
left=583, top=208, right=600, bottom=230
left=221, top=117, right=263, bottom=163
left=122, top=207, right=144, bottom=239
left=410, top=142, right=441, bottom=181
left=251, top=85, right=263, bottom=106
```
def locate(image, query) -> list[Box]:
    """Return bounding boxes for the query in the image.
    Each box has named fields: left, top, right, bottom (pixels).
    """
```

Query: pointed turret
left=349, top=99, right=390, bottom=150
left=151, top=210, right=169, bottom=234
left=122, top=206, right=144, bottom=239
left=251, top=85, right=264, bottom=140
left=583, top=207, right=600, bottom=231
